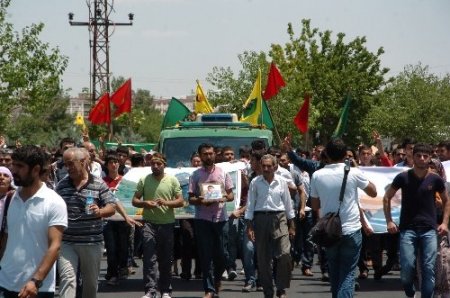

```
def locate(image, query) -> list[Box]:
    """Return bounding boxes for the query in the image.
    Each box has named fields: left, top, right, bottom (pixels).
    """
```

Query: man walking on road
left=310, top=138, right=377, bottom=298
left=56, top=147, right=116, bottom=298
left=245, top=154, right=296, bottom=298
left=132, top=153, right=184, bottom=298
left=384, top=143, right=450, bottom=298
left=0, top=145, right=68, bottom=298
left=189, top=143, right=234, bottom=298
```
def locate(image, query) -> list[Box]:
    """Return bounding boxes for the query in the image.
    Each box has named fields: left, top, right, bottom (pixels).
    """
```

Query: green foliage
left=207, top=51, right=268, bottom=114
left=366, top=64, right=450, bottom=144
left=207, top=19, right=389, bottom=148
left=0, top=0, right=69, bottom=144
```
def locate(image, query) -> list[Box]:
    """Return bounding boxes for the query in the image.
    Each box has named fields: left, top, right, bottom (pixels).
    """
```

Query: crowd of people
left=0, top=134, right=449, bottom=298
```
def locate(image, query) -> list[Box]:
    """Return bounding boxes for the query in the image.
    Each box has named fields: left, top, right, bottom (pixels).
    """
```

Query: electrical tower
left=69, top=0, right=133, bottom=104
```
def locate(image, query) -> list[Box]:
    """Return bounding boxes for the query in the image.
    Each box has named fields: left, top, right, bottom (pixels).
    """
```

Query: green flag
left=332, top=95, right=351, bottom=137
left=262, top=100, right=274, bottom=129
left=161, top=97, right=191, bottom=129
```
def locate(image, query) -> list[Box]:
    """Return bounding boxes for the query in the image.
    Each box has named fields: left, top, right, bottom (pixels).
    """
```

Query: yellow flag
left=74, top=112, right=87, bottom=131
left=241, top=69, right=262, bottom=125
left=195, top=80, right=214, bottom=114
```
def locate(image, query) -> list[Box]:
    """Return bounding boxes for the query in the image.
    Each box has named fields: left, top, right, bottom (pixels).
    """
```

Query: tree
left=0, top=0, right=69, bottom=144
left=366, top=64, right=450, bottom=144
left=207, top=19, right=389, bottom=147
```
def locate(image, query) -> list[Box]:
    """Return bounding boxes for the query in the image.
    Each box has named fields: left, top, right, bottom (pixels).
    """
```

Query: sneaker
left=221, top=270, right=228, bottom=280
left=242, top=283, right=256, bottom=293
left=228, top=270, right=238, bottom=281
left=106, top=276, right=118, bottom=286
left=321, top=272, right=329, bottom=282
left=161, top=293, right=172, bottom=298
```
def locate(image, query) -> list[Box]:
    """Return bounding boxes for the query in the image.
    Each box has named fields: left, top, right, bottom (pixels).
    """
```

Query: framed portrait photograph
left=200, top=183, right=224, bottom=200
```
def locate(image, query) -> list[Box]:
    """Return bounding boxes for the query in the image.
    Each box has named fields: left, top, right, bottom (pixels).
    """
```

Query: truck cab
left=157, top=113, right=273, bottom=167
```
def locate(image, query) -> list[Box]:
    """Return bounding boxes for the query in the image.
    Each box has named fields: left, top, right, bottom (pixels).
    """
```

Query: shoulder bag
left=310, top=163, right=350, bottom=247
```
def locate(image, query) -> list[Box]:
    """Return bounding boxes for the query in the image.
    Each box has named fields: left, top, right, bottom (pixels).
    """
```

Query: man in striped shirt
left=56, top=147, right=116, bottom=298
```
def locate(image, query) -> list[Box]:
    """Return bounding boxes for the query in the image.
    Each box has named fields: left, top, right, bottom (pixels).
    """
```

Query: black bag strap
left=337, top=161, right=351, bottom=214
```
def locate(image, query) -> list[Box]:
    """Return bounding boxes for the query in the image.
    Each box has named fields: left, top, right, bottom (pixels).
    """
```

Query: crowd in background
left=0, top=135, right=449, bottom=298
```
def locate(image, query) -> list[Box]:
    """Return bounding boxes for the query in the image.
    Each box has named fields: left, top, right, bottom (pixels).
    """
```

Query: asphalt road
left=91, top=258, right=408, bottom=298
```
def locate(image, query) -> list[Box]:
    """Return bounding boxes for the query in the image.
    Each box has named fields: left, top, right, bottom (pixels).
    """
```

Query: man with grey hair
left=56, top=147, right=116, bottom=298
left=245, top=154, right=295, bottom=298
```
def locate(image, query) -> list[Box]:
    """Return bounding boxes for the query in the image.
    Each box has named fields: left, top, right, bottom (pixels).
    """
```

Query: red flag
left=110, top=79, right=132, bottom=117
left=88, top=93, right=111, bottom=124
left=293, top=94, right=310, bottom=133
left=263, top=62, right=286, bottom=100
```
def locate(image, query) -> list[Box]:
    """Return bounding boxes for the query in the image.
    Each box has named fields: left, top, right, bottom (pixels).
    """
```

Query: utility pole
left=69, top=0, right=133, bottom=104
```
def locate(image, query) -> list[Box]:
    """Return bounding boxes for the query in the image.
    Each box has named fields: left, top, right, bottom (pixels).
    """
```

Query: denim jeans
left=226, top=217, right=258, bottom=285
left=194, top=219, right=227, bottom=293
left=292, top=211, right=314, bottom=269
left=400, top=228, right=437, bottom=298
left=103, top=220, right=130, bottom=278
left=242, top=226, right=256, bottom=285
left=326, top=229, right=362, bottom=298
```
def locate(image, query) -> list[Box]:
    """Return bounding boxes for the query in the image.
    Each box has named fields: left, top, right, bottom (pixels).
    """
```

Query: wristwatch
left=31, top=277, right=43, bottom=289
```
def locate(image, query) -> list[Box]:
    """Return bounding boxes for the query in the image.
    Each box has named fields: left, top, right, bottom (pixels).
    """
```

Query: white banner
left=115, top=161, right=246, bottom=219
left=358, top=166, right=407, bottom=233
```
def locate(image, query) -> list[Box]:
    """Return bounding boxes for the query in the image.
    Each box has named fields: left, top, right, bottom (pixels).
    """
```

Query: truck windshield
left=163, top=137, right=268, bottom=167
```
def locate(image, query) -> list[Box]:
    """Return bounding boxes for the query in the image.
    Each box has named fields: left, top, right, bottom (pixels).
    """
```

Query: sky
left=6, top=0, right=450, bottom=99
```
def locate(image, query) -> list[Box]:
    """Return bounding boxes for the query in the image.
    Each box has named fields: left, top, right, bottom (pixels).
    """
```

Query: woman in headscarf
left=0, top=166, right=15, bottom=255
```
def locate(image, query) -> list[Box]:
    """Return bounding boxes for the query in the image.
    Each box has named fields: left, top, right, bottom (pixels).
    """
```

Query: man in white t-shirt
left=0, top=145, right=68, bottom=297
left=310, top=138, right=376, bottom=298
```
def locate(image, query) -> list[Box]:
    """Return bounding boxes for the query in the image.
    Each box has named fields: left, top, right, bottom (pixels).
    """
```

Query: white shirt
left=310, top=163, right=369, bottom=235
left=275, top=166, right=297, bottom=189
left=90, top=161, right=103, bottom=178
left=0, top=184, right=68, bottom=292
left=245, top=174, right=295, bottom=220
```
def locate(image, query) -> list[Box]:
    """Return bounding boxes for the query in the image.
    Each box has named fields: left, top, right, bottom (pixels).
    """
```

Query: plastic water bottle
left=85, top=193, right=94, bottom=215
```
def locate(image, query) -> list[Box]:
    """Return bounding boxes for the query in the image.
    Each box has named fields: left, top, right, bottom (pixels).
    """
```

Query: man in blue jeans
left=384, top=143, right=450, bottom=298
left=310, top=138, right=377, bottom=298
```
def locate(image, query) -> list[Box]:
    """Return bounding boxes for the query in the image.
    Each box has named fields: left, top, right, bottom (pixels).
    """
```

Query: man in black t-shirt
left=383, top=143, right=450, bottom=298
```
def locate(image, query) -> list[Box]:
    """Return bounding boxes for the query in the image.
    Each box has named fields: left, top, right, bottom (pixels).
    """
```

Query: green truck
left=157, top=113, right=273, bottom=167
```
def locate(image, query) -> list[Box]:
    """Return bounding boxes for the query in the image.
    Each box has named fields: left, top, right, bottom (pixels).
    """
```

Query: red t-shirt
left=103, top=175, right=123, bottom=191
